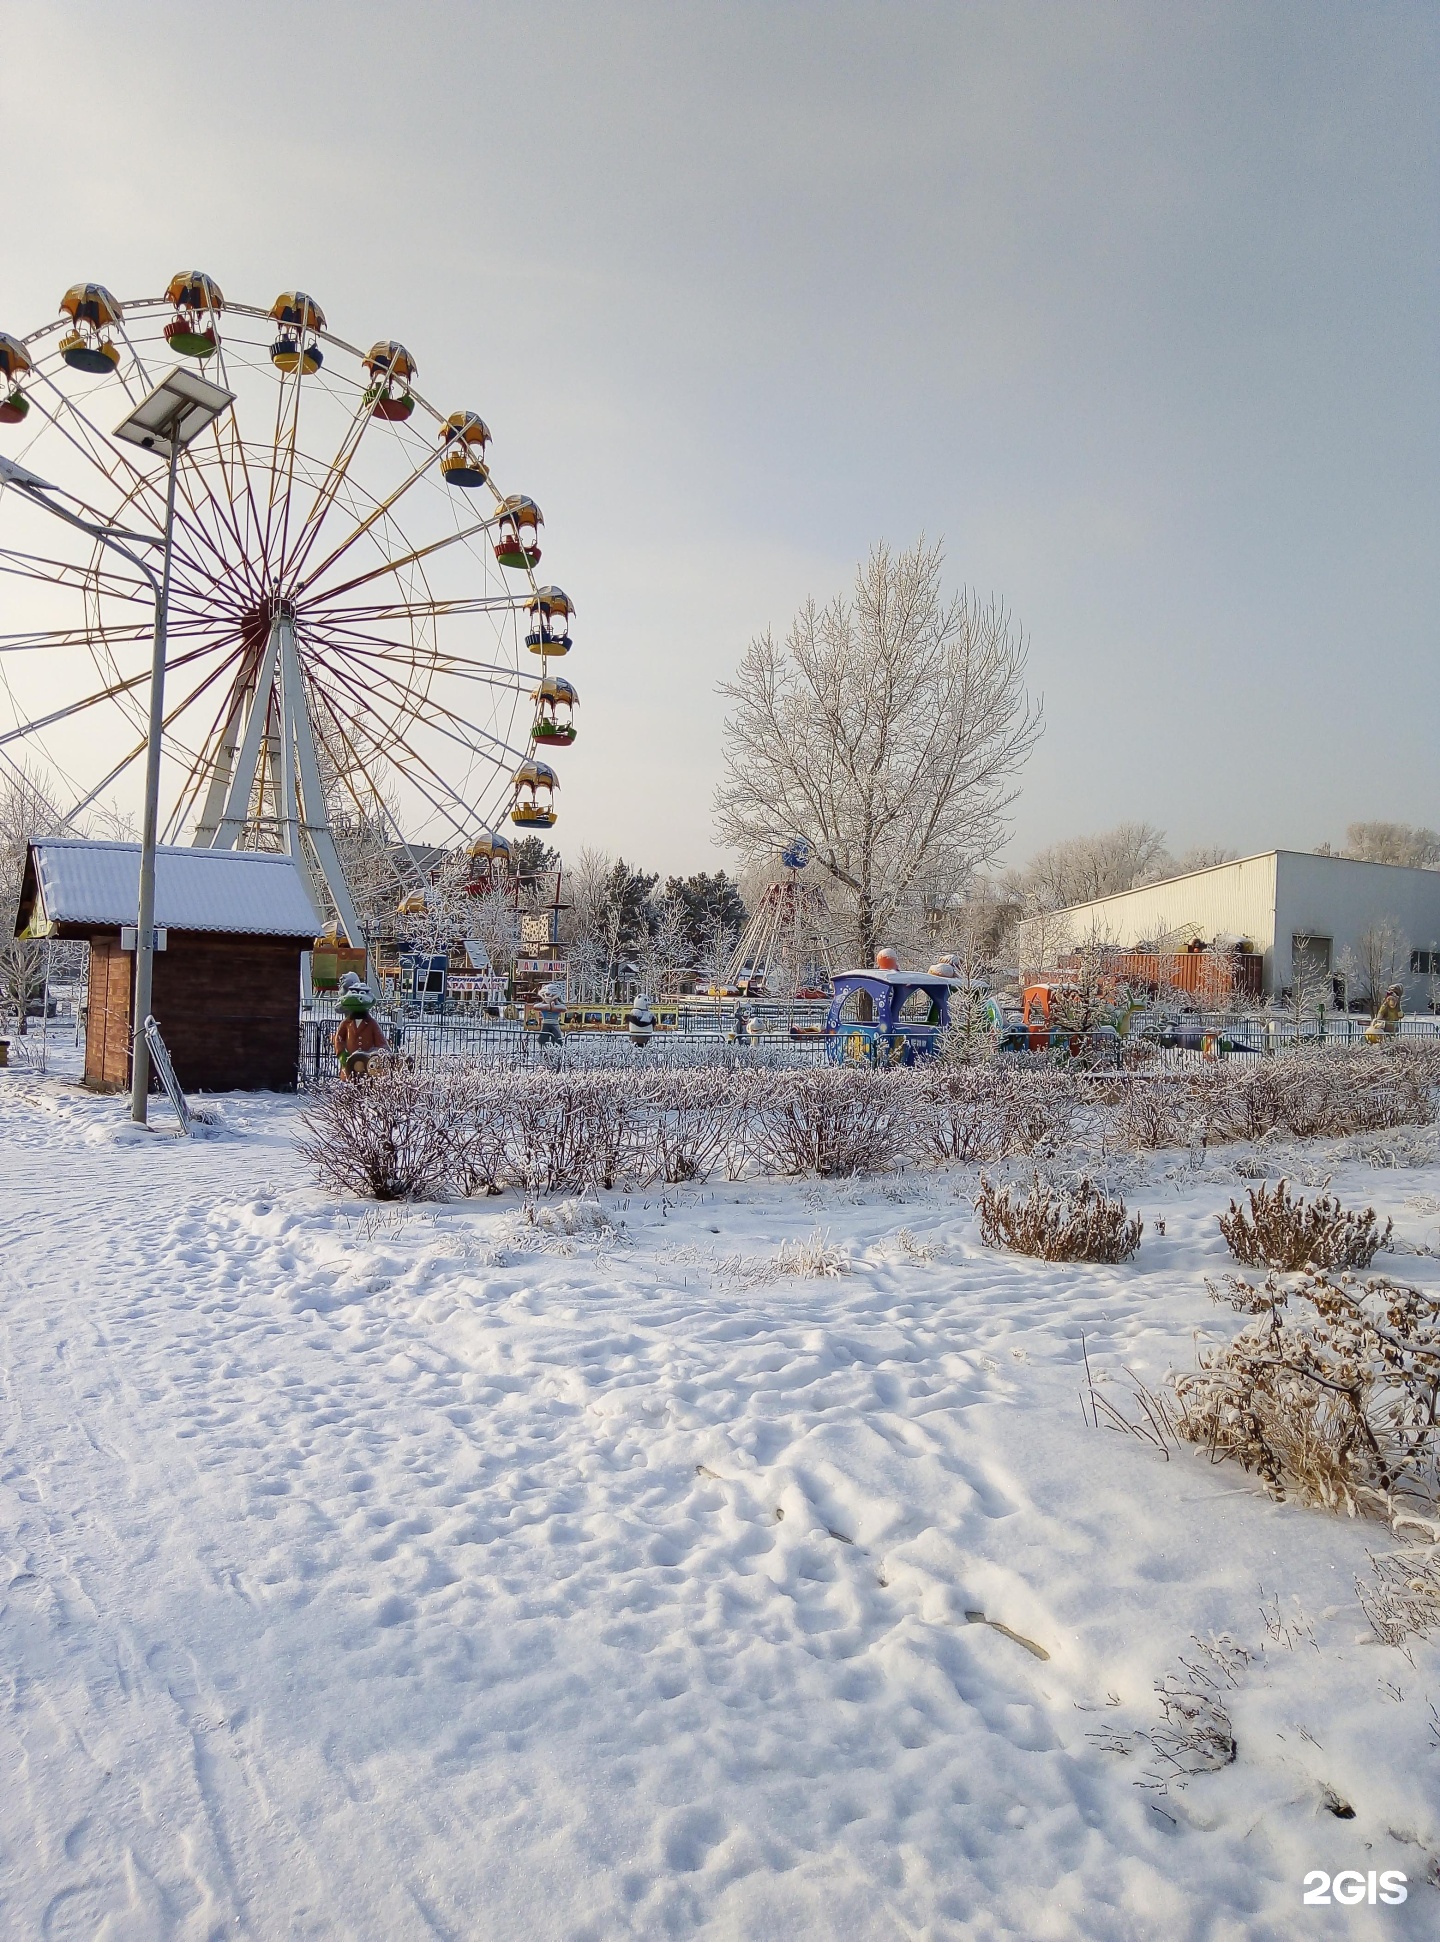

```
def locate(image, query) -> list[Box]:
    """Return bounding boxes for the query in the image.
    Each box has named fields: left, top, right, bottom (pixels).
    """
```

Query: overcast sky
left=3, top=2, right=1436, bottom=877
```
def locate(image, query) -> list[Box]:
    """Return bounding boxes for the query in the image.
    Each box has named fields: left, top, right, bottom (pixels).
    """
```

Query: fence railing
left=298, top=1013, right=829, bottom=1085
left=297, top=1004, right=1440, bottom=1087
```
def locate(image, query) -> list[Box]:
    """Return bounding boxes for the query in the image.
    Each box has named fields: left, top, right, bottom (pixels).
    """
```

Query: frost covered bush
left=437, top=1066, right=508, bottom=1196
left=910, top=1066, right=1013, bottom=1163
left=975, top=1174, right=1142, bottom=1263
left=1218, top=1181, right=1392, bottom=1271
left=628, top=1071, right=751, bottom=1184
left=294, top=1042, right=1438, bottom=1200
left=298, top=1071, right=454, bottom=1201
left=1002, top=1068, right=1081, bottom=1154
left=1115, top=1075, right=1192, bottom=1151
left=1106, top=1046, right=1437, bottom=1152
left=751, top=1068, right=906, bottom=1177
left=499, top=1070, right=631, bottom=1194
left=1172, top=1271, right=1440, bottom=1515
left=909, top=1066, right=1079, bottom=1163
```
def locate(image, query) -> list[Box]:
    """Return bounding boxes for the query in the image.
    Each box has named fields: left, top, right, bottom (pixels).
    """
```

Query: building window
left=1413, top=950, right=1437, bottom=976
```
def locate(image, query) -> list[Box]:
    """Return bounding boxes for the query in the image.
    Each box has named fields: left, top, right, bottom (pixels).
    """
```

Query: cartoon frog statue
left=333, top=973, right=389, bottom=1078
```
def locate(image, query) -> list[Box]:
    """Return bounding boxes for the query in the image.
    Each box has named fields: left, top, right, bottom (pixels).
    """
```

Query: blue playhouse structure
left=824, top=968, right=961, bottom=1065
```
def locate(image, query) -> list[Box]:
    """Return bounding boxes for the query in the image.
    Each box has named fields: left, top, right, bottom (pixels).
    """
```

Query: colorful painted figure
left=333, top=978, right=388, bottom=1078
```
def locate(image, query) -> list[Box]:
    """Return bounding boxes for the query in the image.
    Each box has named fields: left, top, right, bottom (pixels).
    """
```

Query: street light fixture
left=112, top=367, right=234, bottom=1123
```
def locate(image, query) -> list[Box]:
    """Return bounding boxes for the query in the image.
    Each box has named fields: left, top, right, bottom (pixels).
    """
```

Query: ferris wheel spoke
left=313, top=663, right=487, bottom=841
left=27, top=379, right=153, bottom=507
left=164, top=663, right=260, bottom=842
left=277, top=394, right=381, bottom=587
left=60, top=650, right=239, bottom=835
left=320, top=634, right=530, bottom=690
left=0, top=546, right=153, bottom=604
left=208, top=410, right=274, bottom=598
left=315, top=592, right=532, bottom=625
left=0, top=634, right=233, bottom=751
left=168, top=458, right=264, bottom=601
left=0, top=621, right=155, bottom=653
left=289, top=446, right=444, bottom=597
left=272, top=356, right=319, bottom=575
left=299, top=507, right=499, bottom=605
left=324, top=657, right=531, bottom=768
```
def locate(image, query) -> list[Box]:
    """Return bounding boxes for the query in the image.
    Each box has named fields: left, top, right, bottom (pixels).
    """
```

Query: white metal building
left=1052, top=850, right=1440, bottom=1001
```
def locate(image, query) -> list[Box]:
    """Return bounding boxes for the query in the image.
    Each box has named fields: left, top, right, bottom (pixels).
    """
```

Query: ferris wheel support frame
left=2, top=289, right=572, bottom=979
left=202, top=608, right=365, bottom=947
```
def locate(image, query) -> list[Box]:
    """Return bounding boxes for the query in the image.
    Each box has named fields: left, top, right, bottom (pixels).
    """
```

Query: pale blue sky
left=2, top=1, right=1436, bottom=874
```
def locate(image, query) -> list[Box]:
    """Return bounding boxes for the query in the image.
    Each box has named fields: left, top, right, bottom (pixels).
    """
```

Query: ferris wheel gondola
left=0, top=275, right=579, bottom=944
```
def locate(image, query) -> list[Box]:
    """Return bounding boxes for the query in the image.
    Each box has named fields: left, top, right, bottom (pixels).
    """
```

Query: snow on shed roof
left=21, top=840, right=323, bottom=938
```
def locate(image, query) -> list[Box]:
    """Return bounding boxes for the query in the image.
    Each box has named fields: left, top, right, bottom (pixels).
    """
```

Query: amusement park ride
left=0, top=277, right=578, bottom=944
left=724, top=839, right=835, bottom=997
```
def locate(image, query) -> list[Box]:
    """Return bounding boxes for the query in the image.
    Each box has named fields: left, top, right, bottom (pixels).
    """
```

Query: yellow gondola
left=164, top=272, right=224, bottom=358
left=439, top=410, right=490, bottom=487
left=364, top=341, right=418, bottom=420
left=494, top=495, right=542, bottom=569
left=58, top=283, right=123, bottom=375
left=0, top=332, right=33, bottom=422
left=524, top=585, right=572, bottom=655
left=531, top=671, right=577, bottom=747
left=510, top=757, right=558, bottom=828
left=269, top=291, right=325, bottom=374
left=466, top=825, right=513, bottom=892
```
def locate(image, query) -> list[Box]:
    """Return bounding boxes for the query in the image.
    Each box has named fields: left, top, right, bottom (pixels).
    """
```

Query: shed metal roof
left=21, top=840, right=323, bottom=938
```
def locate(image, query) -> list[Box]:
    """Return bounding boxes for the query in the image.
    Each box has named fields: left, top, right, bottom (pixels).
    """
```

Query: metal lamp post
left=111, top=367, right=234, bottom=1122
left=0, top=365, right=233, bottom=1124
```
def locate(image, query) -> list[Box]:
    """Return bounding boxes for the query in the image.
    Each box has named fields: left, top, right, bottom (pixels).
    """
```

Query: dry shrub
left=1117, top=1076, right=1192, bottom=1150
left=629, top=1071, right=750, bottom=1184
left=1219, top=1180, right=1392, bottom=1271
left=1198, top=1046, right=1435, bottom=1145
left=772, top=1228, right=851, bottom=1277
left=911, top=1066, right=1012, bottom=1163
left=751, top=1069, right=905, bottom=1176
left=1355, top=1544, right=1440, bottom=1646
left=976, top=1174, right=1142, bottom=1263
left=1172, top=1271, right=1440, bottom=1515
left=1107, top=1045, right=1439, bottom=1150
left=1004, top=1069, right=1081, bottom=1154
left=297, top=1070, right=453, bottom=1201
left=437, top=1066, right=508, bottom=1196
left=911, top=1066, right=1080, bottom=1162
left=500, top=1070, right=629, bottom=1193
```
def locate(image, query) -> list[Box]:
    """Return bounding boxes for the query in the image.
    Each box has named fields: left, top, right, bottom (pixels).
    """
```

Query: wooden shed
left=16, top=840, right=322, bottom=1093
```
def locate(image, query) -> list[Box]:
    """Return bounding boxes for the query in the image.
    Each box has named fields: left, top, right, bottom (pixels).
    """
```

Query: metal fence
left=298, top=1010, right=829, bottom=1086
left=297, top=1002, right=1440, bottom=1088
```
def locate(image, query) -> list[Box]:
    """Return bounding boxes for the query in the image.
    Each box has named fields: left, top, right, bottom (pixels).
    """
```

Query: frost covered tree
left=1342, top=822, right=1440, bottom=869
left=563, top=849, right=661, bottom=1000
left=1340, top=920, right=1410, bottom=1012
left=0, top=761, right=62, bottom=1033
left=714, top=539, right=1041, bottom=965
left=1008, top=822, right=1171, bottom=911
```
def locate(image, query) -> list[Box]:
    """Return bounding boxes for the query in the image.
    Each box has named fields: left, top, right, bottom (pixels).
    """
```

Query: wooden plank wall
left=83, top=933, right=304, bottom=1093
left=151, top=937, right=304, bottom=1092
left=84, top=932, right=132, bottom=1091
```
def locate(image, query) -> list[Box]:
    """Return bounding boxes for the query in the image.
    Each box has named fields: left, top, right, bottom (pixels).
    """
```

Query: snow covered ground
left=3, top=1057, right=1439, bottom=1939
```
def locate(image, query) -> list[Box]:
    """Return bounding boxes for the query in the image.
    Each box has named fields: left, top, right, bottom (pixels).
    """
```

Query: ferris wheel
left=0, top=275, right=578, bottom=942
